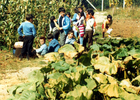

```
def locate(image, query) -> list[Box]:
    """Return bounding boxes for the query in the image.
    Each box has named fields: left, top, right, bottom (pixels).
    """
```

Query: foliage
left=7, top=38, right=140, bottom=100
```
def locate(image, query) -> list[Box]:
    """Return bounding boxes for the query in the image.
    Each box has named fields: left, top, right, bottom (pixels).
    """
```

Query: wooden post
left=123, top=0, right=125, bottom=9
left=102, top=0, right=104, bottom=11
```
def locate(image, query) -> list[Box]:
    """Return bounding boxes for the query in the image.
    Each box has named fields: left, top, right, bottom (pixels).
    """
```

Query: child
left=18, top=14, right=36, bottom=60
left=75, top=11, right=85, bottom=45
left=58, top=7, right=71, bottom=46
left=72, top=7, right=79, bottom=38
left=47, top=34, right=60, bottom=52
left=86, top=9, right=96, bottom=34
left=35, top=36, right=48, bottom=56
left=65, top=30, right=75, bottom=45
left=102, top=14, right=113, bottom=38
left=13, top=36, right=24, bottom=57
left=50, top=16, right=60, bottom=40
left=84, top=10, right=95, bottom=49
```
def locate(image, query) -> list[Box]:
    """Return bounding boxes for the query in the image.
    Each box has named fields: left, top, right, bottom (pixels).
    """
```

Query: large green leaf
left=93, top=73, right=108, bottom=84
left=92, top=56, right=118, bottom=75
left=28, top=70, right=44, bottom=84
left=73, top=41, right=84, bottom=53
left=112, top=48, right=128, bottom=59
left=58, top=44, right=78, bottom=58
left=85, top=78, right=97, bottom=90
left=90, top=44, right=101, bottom=51
left=44, top=52, right=60, bottom=62
left=51, top=61, right=70, bottom=71
left=66, top=85, right=93, bottom=100
left=99, top=84, right=125, bottom=98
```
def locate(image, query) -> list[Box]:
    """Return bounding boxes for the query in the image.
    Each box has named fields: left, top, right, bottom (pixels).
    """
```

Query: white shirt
left=86, top=18, right=95, bottom=31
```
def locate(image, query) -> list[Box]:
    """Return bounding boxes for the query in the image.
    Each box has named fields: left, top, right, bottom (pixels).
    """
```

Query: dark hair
left=18, top=36, right=24, bottom=41
left=107, top=14, right=112, bottom=20
left=74, top=7, right=79, bottom=13
left=47, top=34, right=54, bottom=40
left=26, top=14, right=34, bottom=21
left=88, top=10, right=94, bottom=16
left=78, top=6, right=83, bottom=11
left=50, top=16, right=55, bottom=22
left=68, top=30, right=74, bottom=34
left=58, top=7, right=65, bottom=13
left=79, top=11, right=85, bottom=18
left=66, top=12, right=71, bottom=17
left=40, top=36, right=46, bottom=41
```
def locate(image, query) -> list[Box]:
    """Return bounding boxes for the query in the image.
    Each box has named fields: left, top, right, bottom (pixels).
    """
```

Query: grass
left=104, top=7, right=140, bottom=20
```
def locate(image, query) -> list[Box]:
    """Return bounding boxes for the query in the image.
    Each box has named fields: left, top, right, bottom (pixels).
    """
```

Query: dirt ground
left=111, top=19, right=140, bottom=38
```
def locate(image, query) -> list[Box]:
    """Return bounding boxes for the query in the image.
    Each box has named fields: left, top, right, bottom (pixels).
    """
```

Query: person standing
left=72, top=8, right=79, bottom=38
left=84, top=10, right=95, bottom=50
left=58, top=7, right=71, bottom=46
left=18, top=14, right=36, bottom=60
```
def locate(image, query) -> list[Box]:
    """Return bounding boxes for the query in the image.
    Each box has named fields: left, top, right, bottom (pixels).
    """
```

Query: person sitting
left=47, top=34, right=60, bottom=52
left=35, top=36, right=48, bottom=56
left=13, top=36, right=24, bottom=57
left=65, top=30, right=75, bottom=45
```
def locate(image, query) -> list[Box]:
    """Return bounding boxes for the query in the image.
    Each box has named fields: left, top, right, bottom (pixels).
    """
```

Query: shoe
left=27, top=55, right=29, bottom=60
left=19, top=56, right=23, bottom=61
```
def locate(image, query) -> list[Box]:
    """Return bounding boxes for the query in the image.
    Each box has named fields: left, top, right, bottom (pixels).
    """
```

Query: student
left=72, top=8, right=79, bottom=38
left=50, top=16, right=60, bottom=40
left=35, top=36, right=48, bottom=56
left=84, top=10, right=95, bottom=49
left=13, top=36, right=24, bottom=57
left=58, top=7, right=71, bottom=46
left=65, top=30, right=75, bottom=45
left=75, top=11, right=85, bottom=45
left=86, top=9, right=96, bottom=34
left=102, top=14, right=113, bottom=38
left=18, top=14, right=36, bottom=60
left=47, top=34, right=60, bottom=52
left=78, top=6, right=86, bottom=17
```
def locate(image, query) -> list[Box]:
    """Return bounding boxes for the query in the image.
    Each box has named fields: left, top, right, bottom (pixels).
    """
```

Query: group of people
left=13, top=6, right=113, bottom=60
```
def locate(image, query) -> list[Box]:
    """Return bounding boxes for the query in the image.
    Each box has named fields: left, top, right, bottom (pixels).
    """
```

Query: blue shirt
left=18, top=21, right=36, bottom=37
left=36, top=43, right=48, bottom=56
left=65, top=36, right=75, bottom=44
left=48, top=39, right=60, bottom=52
left=72, top=13, right=78, bottom=24
left=58, top=15, right=71, bottom=35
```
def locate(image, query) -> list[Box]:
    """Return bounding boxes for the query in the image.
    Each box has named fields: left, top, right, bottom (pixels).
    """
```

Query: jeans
left=60, top=31, right=66, bottom=46
left=79, top=34, right=83, bottom=45
left=53, top=30, right=60, bottom=40
left=74, top=31, right=78, bottom=38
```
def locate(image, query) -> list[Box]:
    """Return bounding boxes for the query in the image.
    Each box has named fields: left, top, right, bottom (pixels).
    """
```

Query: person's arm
left=49, top=24, right=52, bottom=32
left=40, top=45, right=48, bottom=56
left=54, top=21, right=60, bottom=29
left=62, top=17, right=71, bottom=30
left=18, top=24, right=23, bottom=36
left=89, top=19, right=95, bottom=28
left=32, top=25, right=36, bottom=37
left=36, top=45, right=44, bottom=53
left=72, top=13, right=77, bottom=22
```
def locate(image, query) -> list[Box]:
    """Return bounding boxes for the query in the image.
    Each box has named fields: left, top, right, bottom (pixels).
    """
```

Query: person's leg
left=79, top=34, right=83, bottom=45
left=19, top=36, right=28, bottom=60
left=53, top=30, right=60, bottom=40
left=60, top=31, right=66, bottom=46
left=83, top=31, right=88, bottom=49
left=27, top=35, right=34, bottom=60
left=87, top=30, right=93, bottom=48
